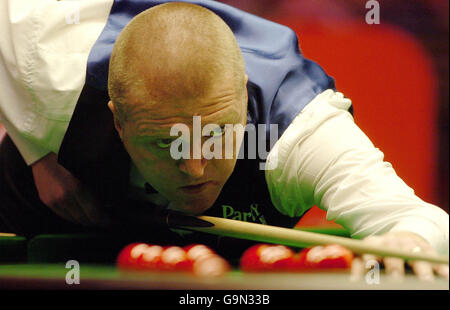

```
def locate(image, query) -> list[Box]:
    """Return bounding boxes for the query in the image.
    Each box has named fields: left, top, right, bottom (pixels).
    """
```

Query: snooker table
left=0, top=227, right=448, bottom=290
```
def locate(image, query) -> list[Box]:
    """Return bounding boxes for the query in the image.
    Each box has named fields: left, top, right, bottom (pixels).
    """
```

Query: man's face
left=112, top=78, right=247, bottom=215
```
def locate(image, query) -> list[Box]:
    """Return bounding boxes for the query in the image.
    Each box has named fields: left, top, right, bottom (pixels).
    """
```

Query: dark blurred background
left=219, top=0, right=449, bottom=218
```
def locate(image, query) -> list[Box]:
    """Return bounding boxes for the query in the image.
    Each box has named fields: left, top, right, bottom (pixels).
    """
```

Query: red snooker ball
left=159, top=246, right=192, bottom=272
left=184, top=244, right=216, bottom=262
left=297, top=244, right=354, bottom=270
left=240, top=244, right=295, bottom=272
left=116, top=243, right=150, bottom=269
left=137, top=244, right=164, bottom=270
left=193, top=254, right=230, bottom=277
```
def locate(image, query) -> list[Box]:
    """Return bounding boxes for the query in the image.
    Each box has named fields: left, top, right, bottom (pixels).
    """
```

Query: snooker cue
left=0, top=233, right=16, bottom=237
left=176, top=215, right=449, bottom=265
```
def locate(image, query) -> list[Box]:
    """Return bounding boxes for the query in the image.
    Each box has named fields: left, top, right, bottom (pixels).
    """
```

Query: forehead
left=126, top=89, right=244, bottom=138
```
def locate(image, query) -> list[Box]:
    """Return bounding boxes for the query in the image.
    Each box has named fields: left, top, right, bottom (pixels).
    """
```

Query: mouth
left=180, top=181, right=214, bottom=194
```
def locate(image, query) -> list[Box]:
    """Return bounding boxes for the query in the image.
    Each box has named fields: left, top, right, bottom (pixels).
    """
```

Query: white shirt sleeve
left=0, top=0, right=113, bottom=165
left=265, top=89, right=449, bottom=255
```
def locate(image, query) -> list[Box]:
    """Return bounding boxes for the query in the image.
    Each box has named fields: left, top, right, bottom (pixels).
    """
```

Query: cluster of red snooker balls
left=116, top=243, right=231, bottom=277
left=116, top=243, right=354, bottom=277
left=240, top=243, right=354, bottom=272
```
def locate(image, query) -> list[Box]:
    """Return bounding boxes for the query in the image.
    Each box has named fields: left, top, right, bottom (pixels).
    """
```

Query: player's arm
left=265, top=89, right=449, bottom=279
left=30, top=152, right=113, bottom=227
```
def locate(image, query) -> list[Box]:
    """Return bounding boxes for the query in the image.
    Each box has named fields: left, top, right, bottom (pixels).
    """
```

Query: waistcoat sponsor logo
left=222, top=203, right=267, bottom=224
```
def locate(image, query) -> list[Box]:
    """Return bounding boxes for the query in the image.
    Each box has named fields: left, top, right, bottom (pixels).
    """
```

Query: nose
left=178, top=158, right=208, bottom=179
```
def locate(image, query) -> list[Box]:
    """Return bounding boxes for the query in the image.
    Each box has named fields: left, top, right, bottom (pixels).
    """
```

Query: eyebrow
left=132, top=131, right=176, bottom=145
left=133, top=122, right=233, bottom=145
left=132, top=102, right=243, bottom=143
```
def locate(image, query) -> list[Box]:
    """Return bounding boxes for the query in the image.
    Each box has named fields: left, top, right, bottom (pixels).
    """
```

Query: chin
left=168, top=183, right=224, bottom=215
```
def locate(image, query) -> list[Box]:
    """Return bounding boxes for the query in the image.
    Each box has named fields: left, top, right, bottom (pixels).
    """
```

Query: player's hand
left=350, top=231, right=449, bottom=281
left=31, top=152, right=111, bottom=227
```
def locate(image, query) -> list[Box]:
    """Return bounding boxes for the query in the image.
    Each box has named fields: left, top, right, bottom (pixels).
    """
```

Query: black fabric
left=57, top=83, right=130, bottom=209
left=0, top=135, right=96, bottom=237
left=0, top=134, right=191, bottom=244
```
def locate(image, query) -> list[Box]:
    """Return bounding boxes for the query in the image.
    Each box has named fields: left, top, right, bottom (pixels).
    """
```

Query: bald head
left=108, top=2, right=246, bottom=123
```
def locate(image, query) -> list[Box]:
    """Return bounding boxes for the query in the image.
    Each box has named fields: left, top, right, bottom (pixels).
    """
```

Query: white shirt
left=0, top=0, right=113, bottom=165
left=265, top=90, right=449, bottom=255
left=0, top=0, right=448, bottom=255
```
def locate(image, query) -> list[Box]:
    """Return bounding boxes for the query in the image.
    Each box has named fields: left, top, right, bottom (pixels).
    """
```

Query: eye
left=208, top=126, right=226, bottom=137
left=156, top=138, right=173, bottom=149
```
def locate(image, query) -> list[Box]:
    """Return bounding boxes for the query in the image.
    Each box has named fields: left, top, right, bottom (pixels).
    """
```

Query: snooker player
left=0, top=0, right=448, bottom=281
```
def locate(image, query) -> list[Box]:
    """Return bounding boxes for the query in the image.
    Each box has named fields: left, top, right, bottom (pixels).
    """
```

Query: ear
left=108, top=101, right=123, bottom=139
